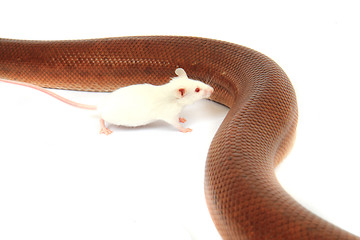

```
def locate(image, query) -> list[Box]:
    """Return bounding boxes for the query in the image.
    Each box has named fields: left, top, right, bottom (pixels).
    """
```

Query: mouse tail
left=0, top=78, right=97, bottom=110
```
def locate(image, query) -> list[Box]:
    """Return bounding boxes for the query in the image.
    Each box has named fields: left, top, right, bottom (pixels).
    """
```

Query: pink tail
left=0, top=78, right=97, bottom=110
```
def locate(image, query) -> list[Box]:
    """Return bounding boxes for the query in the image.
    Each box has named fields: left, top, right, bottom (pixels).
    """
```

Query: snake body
left=0, top=36, right=358, bottom=239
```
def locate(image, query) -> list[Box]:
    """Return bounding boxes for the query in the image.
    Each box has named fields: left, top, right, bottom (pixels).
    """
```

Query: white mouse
left=0, top=68, right=214, bottom=135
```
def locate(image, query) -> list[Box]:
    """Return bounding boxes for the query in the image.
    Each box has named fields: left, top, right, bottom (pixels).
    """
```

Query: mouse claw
left=179, top=117, right=187, bottom=123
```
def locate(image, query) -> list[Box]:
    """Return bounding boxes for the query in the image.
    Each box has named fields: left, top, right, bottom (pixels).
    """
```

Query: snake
left=0, top=36, right=358, bottom=239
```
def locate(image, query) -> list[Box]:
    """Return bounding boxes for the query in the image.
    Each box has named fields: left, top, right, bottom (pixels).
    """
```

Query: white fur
left=97, top=68, right=214, bottom=130
left=0, top=68, right=213, bottom=134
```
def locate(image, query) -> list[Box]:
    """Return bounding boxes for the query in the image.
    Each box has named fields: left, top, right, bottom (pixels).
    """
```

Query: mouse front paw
left=179, top=127, right=192, bottom=133
left=179, top=117, right=187, bottom=123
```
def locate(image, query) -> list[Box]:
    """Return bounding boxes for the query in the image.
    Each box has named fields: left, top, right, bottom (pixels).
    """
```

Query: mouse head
left=170, top=68, right=214, bottom=105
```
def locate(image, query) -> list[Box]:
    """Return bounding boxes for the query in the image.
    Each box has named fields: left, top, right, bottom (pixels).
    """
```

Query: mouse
left=0, top=68, right=214, bottom=135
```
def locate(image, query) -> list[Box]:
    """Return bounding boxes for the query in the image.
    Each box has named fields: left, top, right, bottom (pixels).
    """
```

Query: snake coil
left=0, top=36, right=358, bottom=239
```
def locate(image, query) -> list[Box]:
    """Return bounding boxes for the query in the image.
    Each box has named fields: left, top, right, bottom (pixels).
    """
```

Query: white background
left=0, top=0, right=359, bottom=239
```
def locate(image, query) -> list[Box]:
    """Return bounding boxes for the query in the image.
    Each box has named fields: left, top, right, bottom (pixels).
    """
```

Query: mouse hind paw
left=99, top=119, right=113, bottom=135
left=100, top=127, right=113, bottom=135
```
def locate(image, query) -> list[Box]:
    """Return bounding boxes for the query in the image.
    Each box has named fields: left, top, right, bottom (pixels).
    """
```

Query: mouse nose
left=208, top=87, right=214, bottom=95
left=206, top=87, right=214, bottom=97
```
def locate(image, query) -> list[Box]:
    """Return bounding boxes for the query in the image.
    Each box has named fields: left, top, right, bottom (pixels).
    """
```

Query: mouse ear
left=177, top=88, right=186, bottom=98
left=175, top=68, right=188, bottom=78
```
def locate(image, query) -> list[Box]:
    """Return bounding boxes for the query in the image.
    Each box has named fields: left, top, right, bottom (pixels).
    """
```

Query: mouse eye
left=195, top=88, right=200, bottom=93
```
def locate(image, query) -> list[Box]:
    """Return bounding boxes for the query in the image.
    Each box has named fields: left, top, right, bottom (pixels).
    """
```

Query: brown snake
left=0, top=36, right=358, bottom=239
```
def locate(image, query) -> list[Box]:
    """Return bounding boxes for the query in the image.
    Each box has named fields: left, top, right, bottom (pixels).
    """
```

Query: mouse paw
left=100, top=127, right=113, bottom=135
left=179, top=117, right=187, bottom=123
left=179, top=127, right=192, bottom=133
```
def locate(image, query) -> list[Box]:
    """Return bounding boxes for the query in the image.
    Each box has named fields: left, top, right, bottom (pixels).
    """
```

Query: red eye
left=195, top=88, right=200, bottom=93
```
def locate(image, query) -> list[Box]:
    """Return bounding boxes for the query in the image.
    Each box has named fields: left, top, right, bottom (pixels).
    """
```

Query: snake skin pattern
left=0, top=36, right=358, bottom=239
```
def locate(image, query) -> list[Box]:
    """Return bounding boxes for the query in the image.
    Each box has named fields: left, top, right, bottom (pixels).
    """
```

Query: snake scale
left=0, top=36, right=358, bottom=239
